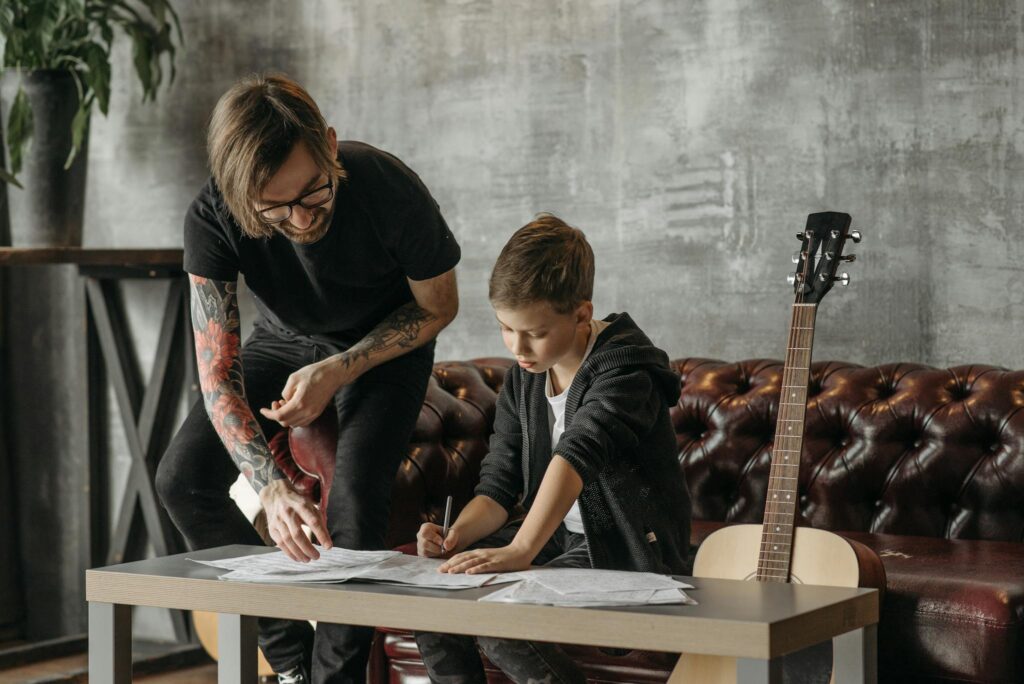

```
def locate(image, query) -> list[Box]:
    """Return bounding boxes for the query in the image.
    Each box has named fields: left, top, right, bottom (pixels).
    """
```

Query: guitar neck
left=756, top=302, right=818, bottom=582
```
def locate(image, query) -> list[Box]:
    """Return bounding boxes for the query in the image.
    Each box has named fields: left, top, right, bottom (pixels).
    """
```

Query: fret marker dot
left=788, top=426, right=792, bottom=431
left=775, top=526, right=780, bottom=532
left=786, top=494, right=791, bottom=500
left=773, top=494, right=778, bottom=499
left=773, top=545, right=778, bottom=550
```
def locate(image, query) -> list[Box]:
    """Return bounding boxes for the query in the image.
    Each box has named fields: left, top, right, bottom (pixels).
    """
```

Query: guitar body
left=671, top=525, right=883, bottom=684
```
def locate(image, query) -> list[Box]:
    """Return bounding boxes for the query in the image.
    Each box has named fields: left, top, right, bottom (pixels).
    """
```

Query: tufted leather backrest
left=674, top=359, right=1024, bottom=542
left=382, top=357, right=1024, bottom=547
left=385, top=358, right=512, bottom=548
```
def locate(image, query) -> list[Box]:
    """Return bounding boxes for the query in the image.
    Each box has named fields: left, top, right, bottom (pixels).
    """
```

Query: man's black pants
left=156, top=322, right=434, bottom=683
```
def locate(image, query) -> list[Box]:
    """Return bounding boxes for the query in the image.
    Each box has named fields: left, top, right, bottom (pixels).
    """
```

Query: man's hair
left=206, top=73, right=344, bottom=239
left=489, top=214, right=595, bottom=314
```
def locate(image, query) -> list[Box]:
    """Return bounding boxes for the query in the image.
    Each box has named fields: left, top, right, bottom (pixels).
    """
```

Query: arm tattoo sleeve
left=340, top=300, right=438, bottom=368
left=189, top=275, right=283, bottom=491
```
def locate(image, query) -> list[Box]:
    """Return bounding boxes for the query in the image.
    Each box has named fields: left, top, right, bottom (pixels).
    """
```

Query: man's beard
left=277, top=206, right=331, bottom=245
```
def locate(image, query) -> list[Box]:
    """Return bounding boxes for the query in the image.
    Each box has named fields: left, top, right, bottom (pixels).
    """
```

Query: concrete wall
left=85, top=0, right=1024, bottom=369
left=8, top=0, right=1024, bottom=640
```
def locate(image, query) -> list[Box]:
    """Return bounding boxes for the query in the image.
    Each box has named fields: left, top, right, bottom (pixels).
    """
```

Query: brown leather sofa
left=283, top=357, right=1024, bottom=683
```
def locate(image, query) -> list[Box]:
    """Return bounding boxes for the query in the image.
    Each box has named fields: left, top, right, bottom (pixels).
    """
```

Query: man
left=156, top=74, right=460, bottom=683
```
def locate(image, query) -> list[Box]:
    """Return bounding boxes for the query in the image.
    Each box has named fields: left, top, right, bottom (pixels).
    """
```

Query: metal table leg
left=89, top=602, right=131, bottom=683
left=833, top=624, right=877, bottom=684
left=218, top=613, right=258, bottom=683
left=738, top=656, right=783, bottom=683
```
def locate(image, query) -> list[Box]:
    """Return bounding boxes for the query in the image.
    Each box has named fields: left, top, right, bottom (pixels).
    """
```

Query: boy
left=414, top=214, right=691, bottom=684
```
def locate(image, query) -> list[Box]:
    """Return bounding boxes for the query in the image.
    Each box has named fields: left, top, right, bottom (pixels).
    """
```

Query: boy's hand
left=439, top=543, right=533, bottom=575
left=417, top=522, right=460, bottom=558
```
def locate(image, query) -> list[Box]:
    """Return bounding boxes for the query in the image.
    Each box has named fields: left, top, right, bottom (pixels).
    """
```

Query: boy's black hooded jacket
left=475, top=313, right=691, bottom=574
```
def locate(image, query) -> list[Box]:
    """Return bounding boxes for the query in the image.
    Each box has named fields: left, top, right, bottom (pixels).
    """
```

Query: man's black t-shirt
left=183, top=141, right=461, bottom=348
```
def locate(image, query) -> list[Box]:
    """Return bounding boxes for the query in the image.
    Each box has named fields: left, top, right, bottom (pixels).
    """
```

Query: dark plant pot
left=0, top=69, right=88, bottom=247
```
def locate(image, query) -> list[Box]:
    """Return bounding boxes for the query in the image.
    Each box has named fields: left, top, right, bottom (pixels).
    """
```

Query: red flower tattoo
left=211, top=393, right=256, bottom=444
left=196, top=319, right=239, bottom=393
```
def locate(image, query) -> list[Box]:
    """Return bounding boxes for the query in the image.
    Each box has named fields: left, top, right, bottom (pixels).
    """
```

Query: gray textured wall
left=9, top=0, right=1024, bottom=641
left=85, top=0, right=1024, bottom=369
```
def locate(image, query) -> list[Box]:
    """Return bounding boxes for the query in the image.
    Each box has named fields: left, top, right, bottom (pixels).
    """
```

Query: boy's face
left=494, top=300, right=593, bottom=374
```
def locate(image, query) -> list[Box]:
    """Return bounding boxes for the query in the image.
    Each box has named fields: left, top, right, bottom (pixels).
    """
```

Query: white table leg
left=738, top=657, right=782, bottom=683
left=89, top=602, right=132, bottom=683
left=833, top=624, right=877, bottom=684
left=218, top=612, right=258, bottom=683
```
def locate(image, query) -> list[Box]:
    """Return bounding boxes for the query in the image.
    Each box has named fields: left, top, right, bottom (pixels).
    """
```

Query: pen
left=441, top=495, right=453, bottom=552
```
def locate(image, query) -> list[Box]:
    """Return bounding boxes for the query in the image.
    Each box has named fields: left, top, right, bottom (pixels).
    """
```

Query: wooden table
left=86, top=545, right=879, bottom=683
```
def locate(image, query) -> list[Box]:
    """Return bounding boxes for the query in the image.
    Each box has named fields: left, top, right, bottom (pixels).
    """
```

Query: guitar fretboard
left=756, top=302, right=817, bottom=582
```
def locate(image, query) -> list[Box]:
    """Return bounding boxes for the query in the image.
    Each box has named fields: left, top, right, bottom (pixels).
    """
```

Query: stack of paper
left=190, top=550, right=698, bottom=606
left=481, top=568, right=697, bottom=607
left=192, top=547, right=401, bottom=583
left=191, top=548, right=505, bottom=589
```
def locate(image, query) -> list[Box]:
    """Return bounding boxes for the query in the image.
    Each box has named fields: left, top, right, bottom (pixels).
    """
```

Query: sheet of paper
left=480, top=580, right=697, bottom=607
left=192, top=548, right=517, bottom=589
left=190, top=547, right=401, bottom=576
left=496, top=568, right=693, bottom=595
left=350, top=555, right=504, bottom=589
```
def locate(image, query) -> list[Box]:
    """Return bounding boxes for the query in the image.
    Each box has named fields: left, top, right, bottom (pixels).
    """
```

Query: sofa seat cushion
left=840, top=531, right=1024, bottom=683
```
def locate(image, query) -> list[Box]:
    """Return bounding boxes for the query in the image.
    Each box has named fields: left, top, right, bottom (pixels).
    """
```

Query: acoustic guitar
left=672, top=212, right=885, bottom=682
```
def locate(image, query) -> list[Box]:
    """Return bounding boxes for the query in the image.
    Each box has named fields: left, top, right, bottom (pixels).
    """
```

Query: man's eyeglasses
left=258, top=180, right=334, bottom=224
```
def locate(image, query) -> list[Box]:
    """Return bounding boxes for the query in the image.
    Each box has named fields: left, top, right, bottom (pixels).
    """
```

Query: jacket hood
left=584, top=313, right=682, bottom=406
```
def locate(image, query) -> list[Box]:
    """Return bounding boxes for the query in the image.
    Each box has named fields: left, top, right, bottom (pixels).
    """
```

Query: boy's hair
left=206, top=73, right=345, bottom=239
left=489, top=214, right=595, bottom=314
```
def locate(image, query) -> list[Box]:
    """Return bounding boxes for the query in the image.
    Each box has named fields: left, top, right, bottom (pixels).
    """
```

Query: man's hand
left=438, top=542, right=534, bottom=575
left=259, top=479, right=333, bottom=562
left=417, top=522, right=462, bottom=558
left=260, top=357, right=355, bottom=428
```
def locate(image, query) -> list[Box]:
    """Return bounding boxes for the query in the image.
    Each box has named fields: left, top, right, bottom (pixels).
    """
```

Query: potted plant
left=0, top=0, right=180, bottom=246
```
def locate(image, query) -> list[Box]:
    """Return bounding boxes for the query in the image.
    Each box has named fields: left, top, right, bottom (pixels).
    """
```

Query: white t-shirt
left=547, top=318, right=609, bottom=534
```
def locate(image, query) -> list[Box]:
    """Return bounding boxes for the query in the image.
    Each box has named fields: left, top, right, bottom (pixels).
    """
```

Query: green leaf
left=64, top=99, right=90, bottom=170
left=130, top=25, right=155, bottom=99
left=0, top=167, right=24, bottom=189
left=83, top=41, right=110, bottom=114
left=7, top=86, right=33, bottom=176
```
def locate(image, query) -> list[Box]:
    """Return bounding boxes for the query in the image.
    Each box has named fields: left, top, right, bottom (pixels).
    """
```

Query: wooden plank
left=0, top=248, right=183, bottom=267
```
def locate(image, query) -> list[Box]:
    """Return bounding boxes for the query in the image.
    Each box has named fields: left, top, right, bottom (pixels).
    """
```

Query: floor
left=0, top=657, right=271, bottom=683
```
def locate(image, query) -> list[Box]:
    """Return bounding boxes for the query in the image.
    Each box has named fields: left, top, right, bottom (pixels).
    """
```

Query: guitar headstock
left=789, top=212, right=859, bottom=304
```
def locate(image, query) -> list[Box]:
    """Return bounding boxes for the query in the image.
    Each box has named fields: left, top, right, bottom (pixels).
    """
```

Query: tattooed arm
left=260, top=268, right=459, bottom=428
left=190, top=275, right=331, bottom=562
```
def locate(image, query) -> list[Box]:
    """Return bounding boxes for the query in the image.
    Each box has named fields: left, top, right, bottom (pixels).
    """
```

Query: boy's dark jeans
left=415, top=522, right=591, bottom=684
left=156, top=322, right=434, bottom=683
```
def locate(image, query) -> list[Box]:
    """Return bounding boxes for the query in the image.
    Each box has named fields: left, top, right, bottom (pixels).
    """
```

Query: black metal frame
left=80, top=263, right=197, bottom=642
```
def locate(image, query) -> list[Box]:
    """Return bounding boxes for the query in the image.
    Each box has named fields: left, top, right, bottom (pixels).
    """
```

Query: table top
left=0, top=247, right=183, bottom=267
left=86, top=545, right=878, bottom=659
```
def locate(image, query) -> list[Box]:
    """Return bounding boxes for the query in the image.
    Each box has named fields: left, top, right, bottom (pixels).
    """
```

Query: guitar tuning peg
left=841, top=254, right=857, bottom=262
left=850, top=230, right=862, bottom=243
left=791, top=251, right=802, bottom=264
left=787, top=273, right=797, bottom=286
left=796, top=232, right=805, bottom=240
left=834, top=273, right=850, bottom=286
left=830, top=229, right=840, bottom=239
